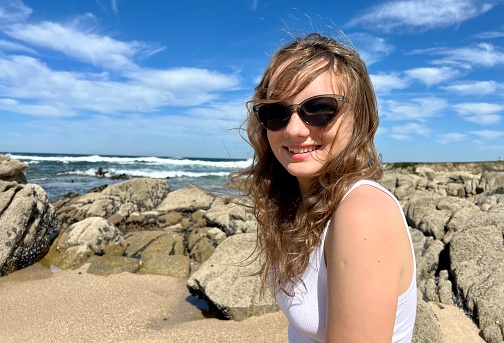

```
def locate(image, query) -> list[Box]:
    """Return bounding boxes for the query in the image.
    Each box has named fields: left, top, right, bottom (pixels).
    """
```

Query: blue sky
left=0, top=0, right=503, bottom=162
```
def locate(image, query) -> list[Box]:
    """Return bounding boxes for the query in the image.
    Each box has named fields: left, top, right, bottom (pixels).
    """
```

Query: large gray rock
left=155, top=187, right=214, bottom=212
left=0, top=181, right=58, bottom=276
left=187, top=234, right=278, bottom=321
left=204, top=197, right=257, bottom=235
left=0, top=155, right=27, bottom=183
left=42, top=217, right=126, bottom=269
left=54, top=178, right=170, bottom=230
left=404, top=196, right=479, bottom=241
left=450, top=213, right=504, bottom=341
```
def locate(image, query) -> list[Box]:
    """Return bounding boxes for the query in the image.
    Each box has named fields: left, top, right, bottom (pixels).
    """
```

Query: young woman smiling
left=234, top=33, right=417, bottom=342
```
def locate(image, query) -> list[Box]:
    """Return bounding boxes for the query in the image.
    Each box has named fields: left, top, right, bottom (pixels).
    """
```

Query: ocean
left=4, top=152, right=251, bottom=203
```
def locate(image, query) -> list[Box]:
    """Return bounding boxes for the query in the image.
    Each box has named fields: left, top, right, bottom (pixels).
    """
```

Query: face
left=266, top=71, right=354, bottom=194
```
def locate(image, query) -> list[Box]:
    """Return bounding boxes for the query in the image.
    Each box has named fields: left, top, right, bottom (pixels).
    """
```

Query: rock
left=54, top=178, right=170, bottom=230
left=187, top=234, right=278, bottom=321
left=139, top=232, right=185, bottom=259
left=86, top=255, right=140, bottom=276
left=449, top=215, right=504, bottom=340
left=187, top=227, right=216, bottom=263
left=438, top=270, right=454, bottom=305
left=0, top=155, right=27, bottom=183
left=404, top=196, right=478, bottom=240
left=482, top=324, right=503, bottom=343
left=410, top=228, right=445, bottom=283
left=123, top=231, right=167, bottom=257
left=204, top=197, right=257, bottom=235
left=155, top=187, right=214, bottom=212
left=42, top=217, right=126, bottom=269
left=0, top=181, right=58, bottom=276
left=139, top=254, right=190, bottom=278
left=412, top=292, right=445, bottom=343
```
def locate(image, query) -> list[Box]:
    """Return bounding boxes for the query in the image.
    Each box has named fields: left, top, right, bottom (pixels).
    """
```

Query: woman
left=235, top=33, right=417, bottom=342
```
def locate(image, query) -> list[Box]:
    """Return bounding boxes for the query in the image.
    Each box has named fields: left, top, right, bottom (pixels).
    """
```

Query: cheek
left=266, top=130, right=280, bottom=148
left=323, top=117, right=354, bottom=154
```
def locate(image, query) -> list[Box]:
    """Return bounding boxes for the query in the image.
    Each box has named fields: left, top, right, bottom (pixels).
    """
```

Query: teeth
left=288, top=146, right=317, bottom=153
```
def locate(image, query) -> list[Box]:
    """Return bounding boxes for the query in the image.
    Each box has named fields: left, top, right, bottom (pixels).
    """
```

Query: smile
left=287, top=146, right=319, bottom=154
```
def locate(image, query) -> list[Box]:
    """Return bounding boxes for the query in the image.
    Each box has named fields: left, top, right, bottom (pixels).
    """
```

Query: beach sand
left=0, top=263, right=288, bottom=343
left=0, top=263, right=484, bottom=343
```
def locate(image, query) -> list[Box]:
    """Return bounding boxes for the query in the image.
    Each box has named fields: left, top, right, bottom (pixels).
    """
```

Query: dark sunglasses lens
left=299, top=97, right=339, bottom=126
left=257, top=103, right=290, bottom=130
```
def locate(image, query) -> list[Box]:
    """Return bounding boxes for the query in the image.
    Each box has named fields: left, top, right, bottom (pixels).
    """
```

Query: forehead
left=268, top=62, right=347, bottom=99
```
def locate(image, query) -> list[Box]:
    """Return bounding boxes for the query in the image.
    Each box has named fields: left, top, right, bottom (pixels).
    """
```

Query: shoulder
left=323, top=183, right=407, bottom=341
left=326, top=183, right=407, bottom=268
left=333, top=183, right=403, bottom=232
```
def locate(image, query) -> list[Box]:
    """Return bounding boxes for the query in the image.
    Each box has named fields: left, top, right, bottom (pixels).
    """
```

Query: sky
left=0, top=0, right=503, bottom=162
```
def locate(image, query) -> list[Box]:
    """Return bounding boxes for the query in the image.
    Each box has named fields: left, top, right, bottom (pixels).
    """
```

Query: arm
left=325, top=185, right=410, bottom=342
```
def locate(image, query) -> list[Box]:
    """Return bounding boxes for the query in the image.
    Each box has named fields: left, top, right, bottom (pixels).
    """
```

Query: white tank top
left=275, top=180, right=417, bottom=343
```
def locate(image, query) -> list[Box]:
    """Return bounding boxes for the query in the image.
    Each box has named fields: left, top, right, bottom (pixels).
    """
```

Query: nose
left=283, top=109, right=310, bottom=138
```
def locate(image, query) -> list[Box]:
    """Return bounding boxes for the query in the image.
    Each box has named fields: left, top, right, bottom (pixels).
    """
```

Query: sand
left=429, top=302, right=484, bottom=343
left=0, top=263, right=288, bottom=343
left=0, top=263, right=485, bottom=343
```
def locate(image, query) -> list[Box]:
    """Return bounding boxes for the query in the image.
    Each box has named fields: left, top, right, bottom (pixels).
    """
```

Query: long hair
left=231, top=33, right=382, bottom=296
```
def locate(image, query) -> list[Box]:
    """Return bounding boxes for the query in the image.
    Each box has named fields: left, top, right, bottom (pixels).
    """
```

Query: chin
left=285, top=165, right=322, bottom=179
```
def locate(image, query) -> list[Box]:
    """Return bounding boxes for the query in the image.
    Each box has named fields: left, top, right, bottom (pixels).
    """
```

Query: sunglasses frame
left=252, top=94, right=347, bottom=131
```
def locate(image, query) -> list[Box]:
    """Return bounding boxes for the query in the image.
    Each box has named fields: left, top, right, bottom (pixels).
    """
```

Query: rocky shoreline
left=1, top=154, right=503, bottom=342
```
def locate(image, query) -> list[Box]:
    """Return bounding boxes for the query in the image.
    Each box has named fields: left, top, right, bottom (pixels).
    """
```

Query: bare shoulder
left=331, top=184, right=404, bottom=236
left=324, top=184, right=409, bottom=342
left=326, top=183, right=409, bottom=283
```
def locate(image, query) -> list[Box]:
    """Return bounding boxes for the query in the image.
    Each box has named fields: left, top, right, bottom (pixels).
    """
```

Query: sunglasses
left=252, top=94, right=347, bottom=131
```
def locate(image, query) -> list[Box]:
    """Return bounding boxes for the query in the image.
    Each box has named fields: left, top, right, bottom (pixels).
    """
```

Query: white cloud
left=390, top=122, right=430, bottom=140
left=381, top=97, right=448, bottom=121
left=347, top=33, right=394, bottom=66
left=474, top=28, right=504, bottom=39
left=437, top=133, right=468, bottom=144
left=442, top=81, right=499, bottom=95
left=454, top=102, right=503, bottom=125
left=5, top=20, right=158, bottom=71
left=470, top=130, right=504, bottom=141
left=346, top=0, right=498, bottom=32
left=111, top=0, right=119, bottom=15
left=0, top=3, right=243, bottom=119
left=404, top=66, right=459, bottom=86
left=0, top=54, right=241, bottom=116
left=0, top=98, right=73, bottom=117
left=0, top=0, right=31, bottom=24
left=0, top=38, right=36, bottom=53
left=370, top=73, right=409, bottom=94
left=434, top=43, right=504, bottom=68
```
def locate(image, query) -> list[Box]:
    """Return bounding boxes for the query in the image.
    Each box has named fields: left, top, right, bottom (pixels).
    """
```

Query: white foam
left=7, top=153, right=252, bottom=169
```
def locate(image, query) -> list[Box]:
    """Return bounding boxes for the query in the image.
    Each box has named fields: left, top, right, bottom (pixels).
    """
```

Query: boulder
left=139, top=254, right=190, bottom=278
left=86, top=255, right=141, bottom=276
left=204, top=197, right=257, bottom=235
left=123, top=230, right=186, bottom=260
left=450, top=214, right=504, bottom=340
left=155, top=187, right=214, bottom=212
left=0, top=181, right=58, bottom=276
left=42, top=217, right=126, bottom=269
left=410, top=228, right=445, bottom=283
left=187, top=234, right=278, bottom=321
left=0, top=155, right=27, bottom=183
left=187, top=227, right=217, bottom=263
left=54, top=178, right=170, bottom=230
left=404, top=196, right=479, bottom=240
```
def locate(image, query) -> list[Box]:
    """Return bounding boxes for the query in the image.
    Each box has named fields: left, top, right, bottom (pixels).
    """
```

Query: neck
left=297, top=177, right=311, bottom=201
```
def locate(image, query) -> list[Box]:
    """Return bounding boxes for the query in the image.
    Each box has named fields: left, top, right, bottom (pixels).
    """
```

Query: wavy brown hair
left=232, top=33, right=382, bottom=296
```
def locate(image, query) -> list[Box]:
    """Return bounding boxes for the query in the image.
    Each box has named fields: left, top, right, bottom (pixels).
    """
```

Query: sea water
left=4, top=152, right=251, bottom=202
